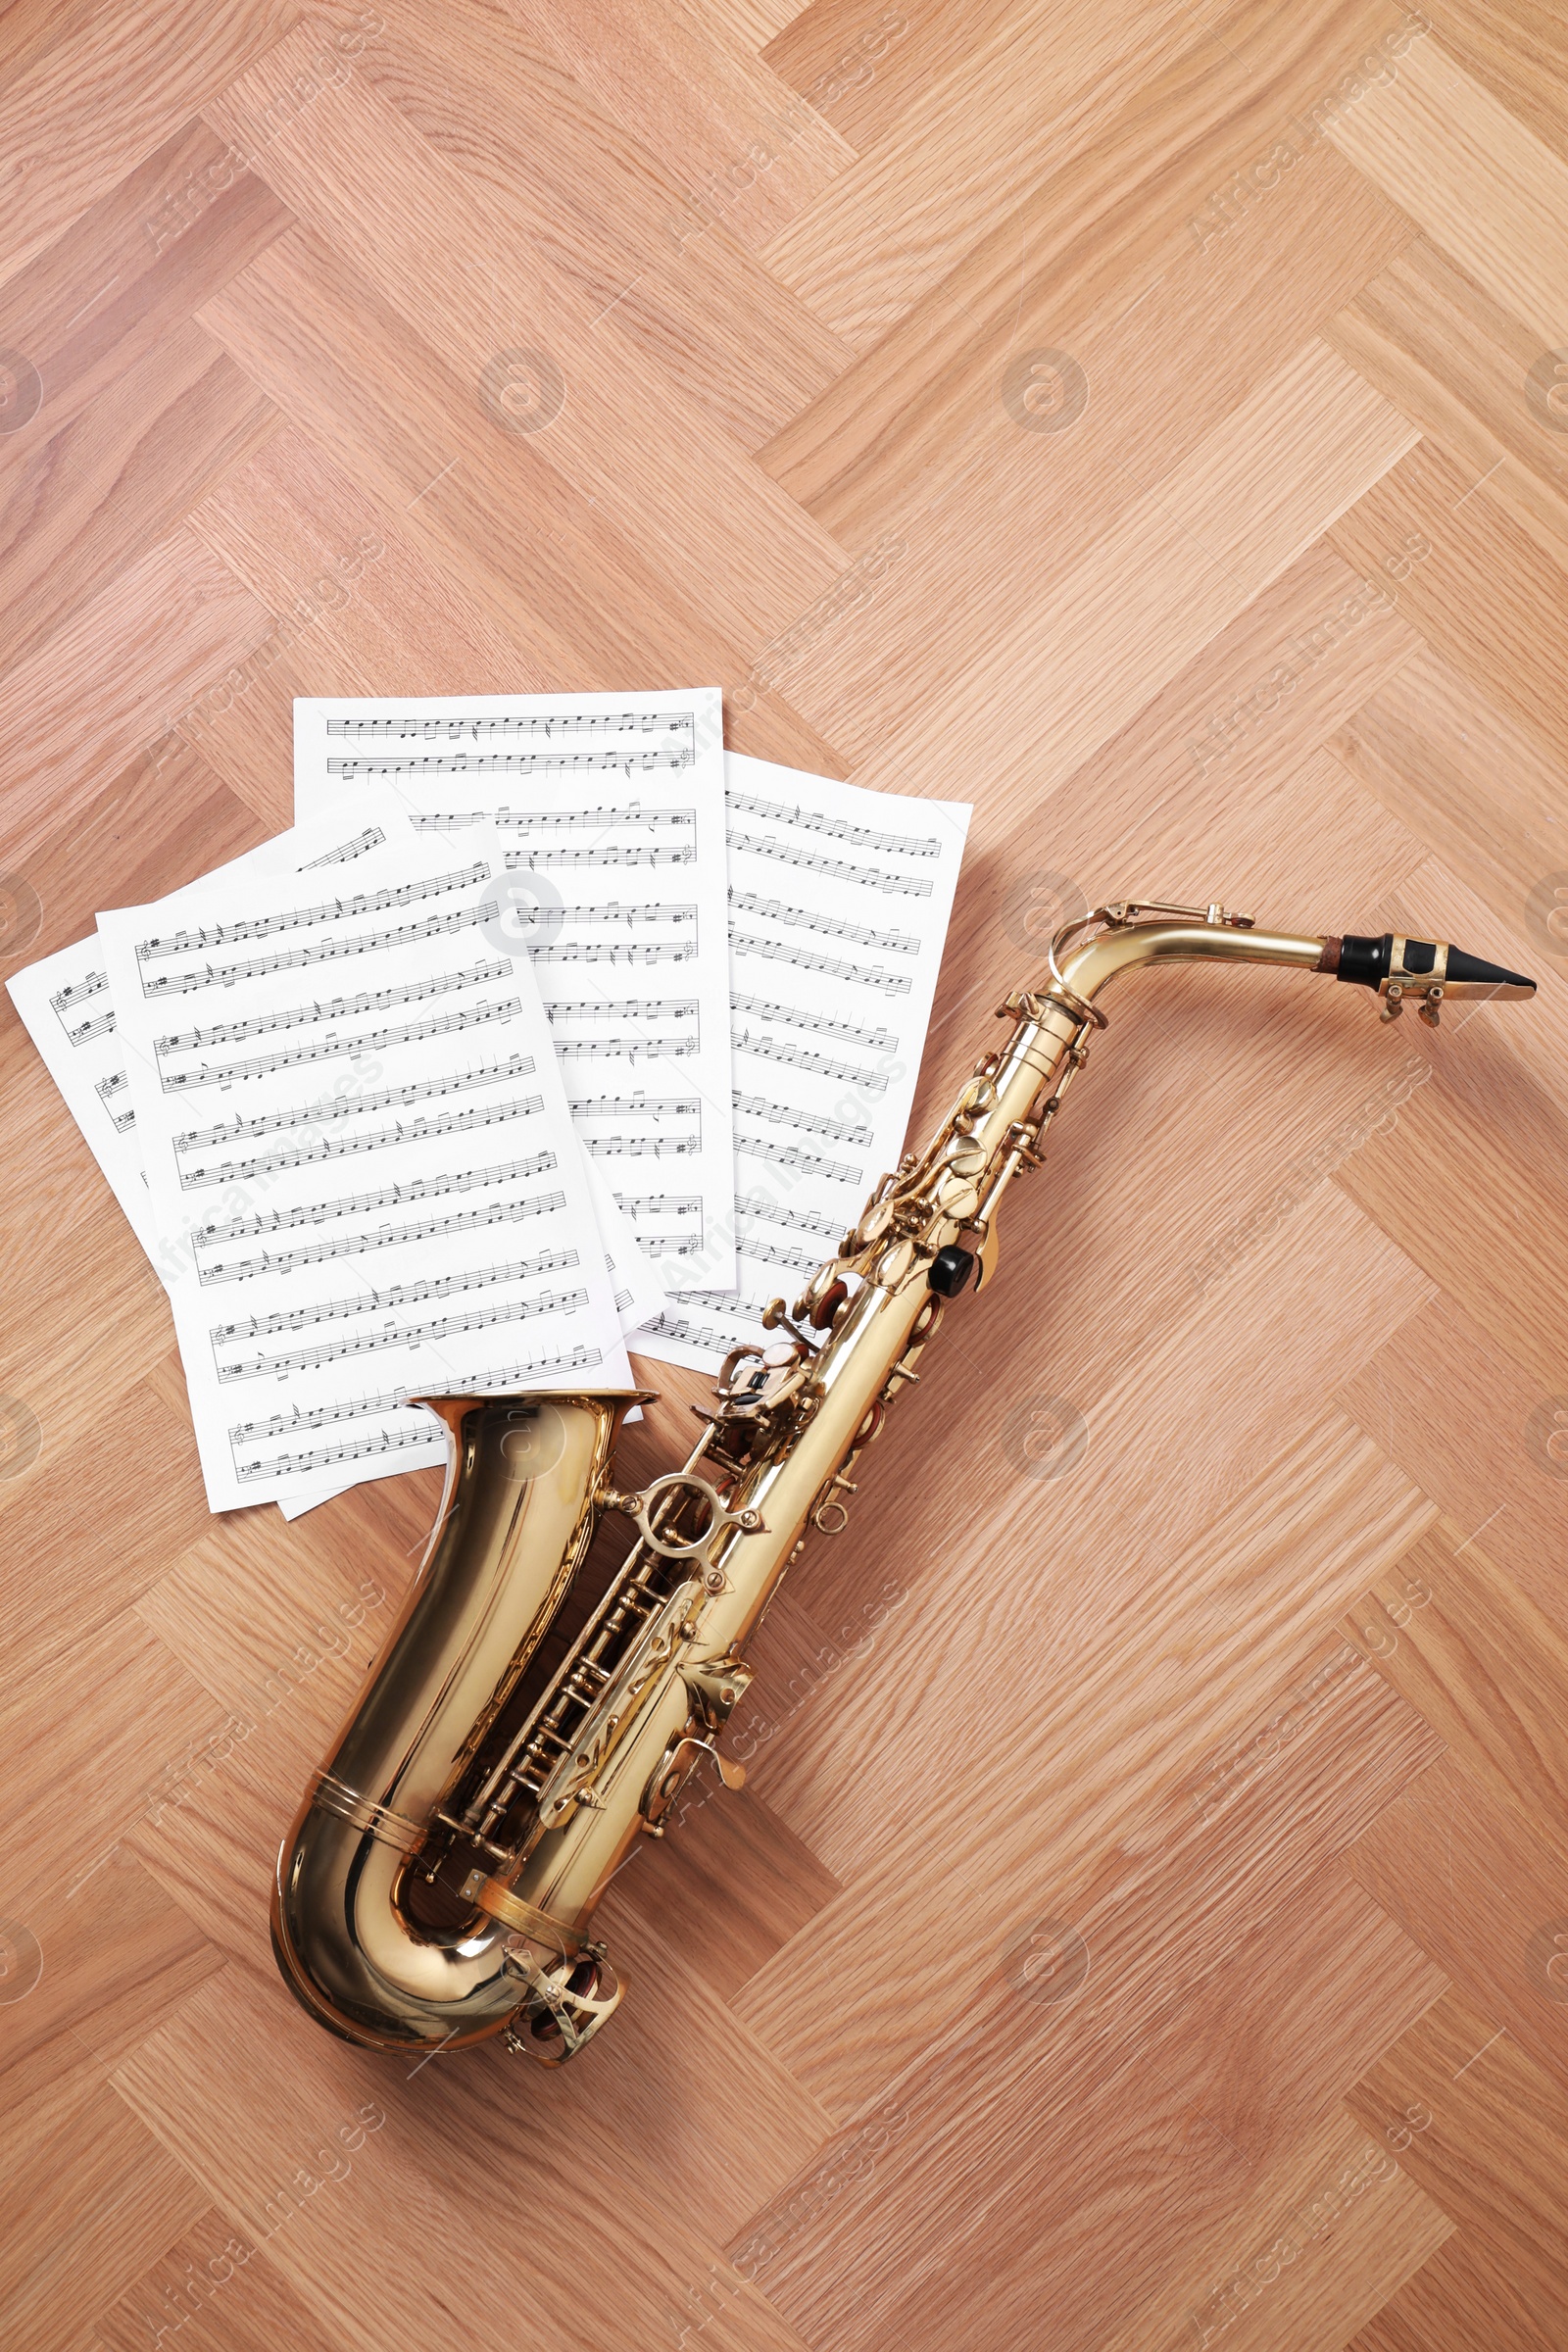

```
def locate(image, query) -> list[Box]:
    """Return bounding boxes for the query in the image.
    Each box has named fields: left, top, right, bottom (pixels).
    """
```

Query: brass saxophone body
left=271, top=906, right=1533, bottom=2061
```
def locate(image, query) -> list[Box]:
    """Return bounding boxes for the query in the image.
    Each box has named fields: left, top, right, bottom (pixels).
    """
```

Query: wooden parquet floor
left=2, top=3, right=1566, bottom=2347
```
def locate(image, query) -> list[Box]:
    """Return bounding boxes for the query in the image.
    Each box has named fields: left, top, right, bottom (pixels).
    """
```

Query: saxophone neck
left=1054, top=900, right=1321, bottom=1011
left=1051, top=899, right=1536, bottom=1024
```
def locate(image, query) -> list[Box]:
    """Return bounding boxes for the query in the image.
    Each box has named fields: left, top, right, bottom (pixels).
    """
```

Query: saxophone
left=271, top=905, right=1533, bottom=2060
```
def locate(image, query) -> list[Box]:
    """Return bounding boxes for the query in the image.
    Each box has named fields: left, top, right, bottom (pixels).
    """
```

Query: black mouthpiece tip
left=1330, top=932, right=1536, bottom=997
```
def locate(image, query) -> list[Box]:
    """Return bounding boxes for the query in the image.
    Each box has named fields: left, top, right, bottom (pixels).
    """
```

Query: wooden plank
left=0, top=117, right=291, bottom=466
left=1344, top=1754, right=1568, bottom=2095
left=759, top=0, right=1213, bottom=347
left=0, top=322, right=279, bottom=679
left=1337, top=1290, right=1568, bottom=1643
left=1348, top=2233, right=1564, bottom=2352
left=0, top=2067, right=211, bottom=2348
left=0, top=0, right=293, bottom=286
left=0, top=525, right=272, bottom=867
left=507, top=0, right=855, bottom=252
left=1323, top=25, right=1568, bottom=344
left=836, top=343, right=1418, bottom=795
left=1325, top=236, right=1568, bottom=574
left=197, top=224, right=848, bottom=775
left=763, top=0, right=1031, bottom=158
left=1329, top=643, right=1568, bottom=973
left=1342, top=1522, right=1568, bottom=1863
left=738, top=1866, right=1446, bottom=2349
left=367, top=0, right=854, bottom=453
left=1329, top=436, right=1568, bottom=767
left=1345, top=1986, right=1568, bottom=2325
left=201, top=23, right=850, bottom=649
left=759, top=0, right=1411, bottom=533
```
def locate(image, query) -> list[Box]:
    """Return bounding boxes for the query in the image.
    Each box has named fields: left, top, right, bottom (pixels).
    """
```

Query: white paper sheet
left=99, top=833, right=632, bottom=1512
left=292, top=689, right=736, bottom=1293
left=6, top=811, right=409, bottom=1275
left=635, top=756, right=970, bottom=1372
left=9, top=802, right=660, bottom=1333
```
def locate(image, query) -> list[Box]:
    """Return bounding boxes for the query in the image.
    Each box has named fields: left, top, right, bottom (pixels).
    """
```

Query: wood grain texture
left=2, top=2, right=1566, bottom=2346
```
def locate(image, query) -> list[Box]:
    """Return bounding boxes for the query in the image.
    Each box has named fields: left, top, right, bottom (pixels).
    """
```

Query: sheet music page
left=11, top=799, right=659, bottom=1323
left=8, top=933, right=167, bottom=1265
left=99, top=833, right=632, bottom=1513
left=8, top=804, right=427, bottom=1291
left=635, top=756, right=971, bottom=1373
left=292, top=689, right=735, bottom=1294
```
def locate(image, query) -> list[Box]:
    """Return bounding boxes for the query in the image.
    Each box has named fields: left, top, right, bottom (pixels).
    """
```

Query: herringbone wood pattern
left=2, top=4, right=1566, bottom=2348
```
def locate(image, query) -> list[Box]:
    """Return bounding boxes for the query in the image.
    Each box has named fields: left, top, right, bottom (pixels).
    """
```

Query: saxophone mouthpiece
left=1318, top=931, right=1535, bottom=1027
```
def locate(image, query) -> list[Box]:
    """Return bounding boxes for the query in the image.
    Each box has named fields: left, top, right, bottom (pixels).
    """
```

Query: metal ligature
left=271, top=905, right=1534, bottom=2061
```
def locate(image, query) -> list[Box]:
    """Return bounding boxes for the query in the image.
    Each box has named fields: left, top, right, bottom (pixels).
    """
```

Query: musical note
left=193, top=1152, right=558, bottom=1243
left=198, top=1194, right=568, bottom=1284
left=325, top=711, right=694, bottom=740
left=731, top=994, right=893, bottom=1051
left=572, top=1094, right=700, bottom=1120
left=95, top=1070, right=135, bottom=1134
left=213, top=1251, right=579, bottom=1341
left=547, top=999, right=699, bottom=1022
left=173, top=1054, right=536, bottom=1150
left=613, top=1193, right=702, bottom=1221
left=726, top=829, right=933, bottom=898
left=504, top=901, right=696, bottom=929
left=733, top=1192, right=841, bottom=1240
left=504, top=843, right=694, bottom=867
left=644, top=1293, right=777, bottom=1354
left=729, top=932, right=910, bottom=994
left=557, top=1036, right=696, bottom=1060
left=235, top=1420, right=442, bottom=1480
left=325, top=750, right=691, bottom=778
left=417, top=805, right=694, bottom=834
left=142, top=902, right=500, bottom=994
left=500, top=805, right=693, bottom=830
left=641, top=1311, right=753, bottom=1353
left=230, top=1344, right=602, bottom=1444
left=292, top=688, right=737, bottom=1327
left=728, top=891, right=917, bottom=956
left=51, top=968, right=108, bottom=1015
left=299, top=825, right=387, bottom=867
left=157, top=960, right=509, bottom=1051
left=68, top=1010, right=117, bottom=1045
left=531, top=943, right=692, bottom=966
left=731, top=1027, right=887, bottom=1094
left=136, top=864, right=487, bottom=957
left=733, top=1091, right=870, bottom=1146
left=738, top=1235, right=818, bottom=1277
left=727, top=788, right=941, bottom=860
left=736, top=1136, right=859, bottom=1184
left=178, top=1095, right=547, bottom=1189
left=583, top=1135, right=699, bottom=1158
left=159, top=996, right=521, bottom=1090
left=218, top=1287, right=588, bottom=1380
